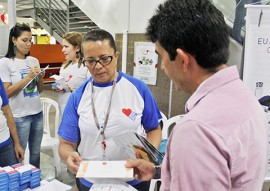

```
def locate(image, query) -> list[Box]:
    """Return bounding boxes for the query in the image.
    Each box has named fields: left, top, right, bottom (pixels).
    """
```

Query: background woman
left=56, top=32, right=90, bottom=116
left=0, top=78, right=24, bottom=167
left=0, top=23, right=44, bottom=168
left=58, top=29, right=162, bottom=191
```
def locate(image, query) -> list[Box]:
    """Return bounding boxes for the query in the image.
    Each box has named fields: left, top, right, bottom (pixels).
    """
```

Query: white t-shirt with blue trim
left=58, top=62, right=90, bottom=116
left=58, top=71, right=161, bottom=187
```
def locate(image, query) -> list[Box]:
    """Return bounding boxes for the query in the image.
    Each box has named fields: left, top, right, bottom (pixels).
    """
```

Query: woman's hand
left=38, top=70, right=45, bottom=79
left=67, top=84, right=76, bottom=92
left=26, top=66, right=41, bottom=79
left=14, top=143, right=24, bottom=161
left=66, top=151, right=82, bottom=174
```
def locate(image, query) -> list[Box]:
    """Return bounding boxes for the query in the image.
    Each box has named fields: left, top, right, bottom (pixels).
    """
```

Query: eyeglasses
left=82, top=55, right=113, bottom=68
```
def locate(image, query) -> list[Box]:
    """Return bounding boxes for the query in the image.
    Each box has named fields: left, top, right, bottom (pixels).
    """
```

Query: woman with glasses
left=55, top=32, right=90, bottom=116
left=0, top=23, right=44, bottom=168
left=58, top=29, right=162, bottom=191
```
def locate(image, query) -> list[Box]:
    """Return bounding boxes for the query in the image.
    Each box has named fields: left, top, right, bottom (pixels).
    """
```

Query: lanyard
left=91, top=77, right=117, bottom=140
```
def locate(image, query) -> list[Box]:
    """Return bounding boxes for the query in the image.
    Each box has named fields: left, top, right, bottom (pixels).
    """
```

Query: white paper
left=90, top=181, right=138, bottom=191
left=23, top=65, right=49, bottom=89
left=76, top=161, right=133, bottom=180
left=50, top=74, right=63, bottom=81
left=25, top=179, right=72, bottom=191
left=50, top=74, right=70, bottom=92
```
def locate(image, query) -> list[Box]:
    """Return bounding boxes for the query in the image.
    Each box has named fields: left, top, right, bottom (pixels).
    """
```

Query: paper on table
left=23, top=65, right=49, bottom=89
left=50, top=74, right=70, bottom=92
left=24, top=180, right=48, bottom=191
left=90, top=181, right=138, bottom=191
left=76, top=161, right=133, bottom=180
left=25, top=179, right=72, bottom=191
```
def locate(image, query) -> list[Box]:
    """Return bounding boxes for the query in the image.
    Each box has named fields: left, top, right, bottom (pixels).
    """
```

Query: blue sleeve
left=140, top=82, right=162, bottom=132
left=121, top=72, right=161, bottom=131
left=58, top=81, right=88, bottom=142
left=0, top=78, right=8, bottom=107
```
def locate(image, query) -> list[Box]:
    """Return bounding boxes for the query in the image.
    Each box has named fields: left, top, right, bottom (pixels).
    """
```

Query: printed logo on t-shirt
left=122, top=108, right=137, bottom=121
left=64, top=74, right=73, bottom=82
left=21, top=69, right=38, bottom=97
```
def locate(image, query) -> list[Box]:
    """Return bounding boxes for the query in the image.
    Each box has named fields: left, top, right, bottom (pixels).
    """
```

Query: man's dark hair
left=146, top=0, right=230, bottom=70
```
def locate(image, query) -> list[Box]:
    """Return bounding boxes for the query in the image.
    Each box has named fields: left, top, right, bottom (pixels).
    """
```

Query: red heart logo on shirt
left=122, top=108, right=132, bottom=116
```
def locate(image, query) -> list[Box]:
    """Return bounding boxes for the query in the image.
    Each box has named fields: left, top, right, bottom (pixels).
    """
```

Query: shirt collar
left=185, top=65, right=240, bottom=113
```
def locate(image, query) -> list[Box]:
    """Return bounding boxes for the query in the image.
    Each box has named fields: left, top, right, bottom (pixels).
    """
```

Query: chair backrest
left=162, top=114, right=185, bottom=139
left=41, top=97, right=60, bottom=138
left=159, top=111, right=168, bottom=130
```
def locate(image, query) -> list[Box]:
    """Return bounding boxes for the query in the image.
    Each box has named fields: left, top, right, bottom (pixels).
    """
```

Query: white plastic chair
left=23, top=97, right=61, bottom=178
left=162, top=114, right=185, bottom=139
left=149, top=112, right=167, bottom=191
left=40, top=97, right=61, bottom=178
left=150, top=115, right=185, bottom=191
left=149, top=179, right=161, bottom=191
left=159, top=112, right=168, bottom=130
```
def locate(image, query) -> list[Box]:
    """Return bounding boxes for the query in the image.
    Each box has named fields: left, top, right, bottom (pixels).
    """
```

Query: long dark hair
left=5, top=23, right=31, bottom=59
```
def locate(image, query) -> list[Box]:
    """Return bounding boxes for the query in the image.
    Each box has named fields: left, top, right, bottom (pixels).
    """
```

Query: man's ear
left=176, top=48, right=189, bottom=72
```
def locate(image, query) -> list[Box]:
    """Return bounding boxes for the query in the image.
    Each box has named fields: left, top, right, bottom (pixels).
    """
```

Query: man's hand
left=126, top=159, right=154, bottom=181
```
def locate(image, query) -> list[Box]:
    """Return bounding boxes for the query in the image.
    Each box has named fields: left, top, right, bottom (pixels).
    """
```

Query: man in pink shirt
left=126, top=0, right=268, bottom=190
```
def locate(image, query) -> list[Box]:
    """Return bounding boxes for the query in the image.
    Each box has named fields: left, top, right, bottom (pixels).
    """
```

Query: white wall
left=72, top=0, right=165, bottom=35
left=0, top=25, right=9, bottom=58
left=0, top=1, right=8, bottom=58
left=72, top=0, right=243, bottom=76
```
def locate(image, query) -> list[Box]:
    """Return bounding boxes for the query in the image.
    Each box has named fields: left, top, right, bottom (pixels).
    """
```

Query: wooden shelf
left=30, top=44, right=65, bottom=67
left=30, top=44, right=65, bottom=83
left=43, top=78, right=55, bottom=84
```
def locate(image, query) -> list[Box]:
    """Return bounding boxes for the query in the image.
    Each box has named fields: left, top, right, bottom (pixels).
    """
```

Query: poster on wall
left=243, top=5, right=270, bottom=178
left=133, top=42, right=158, bottom=85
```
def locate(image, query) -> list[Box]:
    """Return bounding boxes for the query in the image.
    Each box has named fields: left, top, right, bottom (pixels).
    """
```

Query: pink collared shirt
left=161, top=66, right=268, bottom=191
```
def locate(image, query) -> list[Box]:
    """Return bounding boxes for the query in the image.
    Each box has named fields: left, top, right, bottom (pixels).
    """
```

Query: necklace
left=91, top=74, right=117, bottom=159
left=91, top=78, right=116, bottom=138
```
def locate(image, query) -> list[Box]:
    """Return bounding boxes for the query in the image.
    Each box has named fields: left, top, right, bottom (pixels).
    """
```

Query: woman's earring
left=13, top=44, right=17, bottom=55
left=76, top=51, right=80, bottom=59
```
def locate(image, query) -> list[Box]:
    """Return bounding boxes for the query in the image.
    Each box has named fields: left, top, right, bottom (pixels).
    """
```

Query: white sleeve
left=0, top=58, right=12, bottom=82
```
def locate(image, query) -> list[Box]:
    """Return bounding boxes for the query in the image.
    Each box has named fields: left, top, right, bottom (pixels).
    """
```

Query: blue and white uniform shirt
left=59, top=71, right=161, bottom=160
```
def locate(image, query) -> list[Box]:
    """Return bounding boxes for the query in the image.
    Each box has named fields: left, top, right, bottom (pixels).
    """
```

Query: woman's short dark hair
left=82, top=29, right=117, bottom=54
left=5, top=23, right=31, bottom=59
